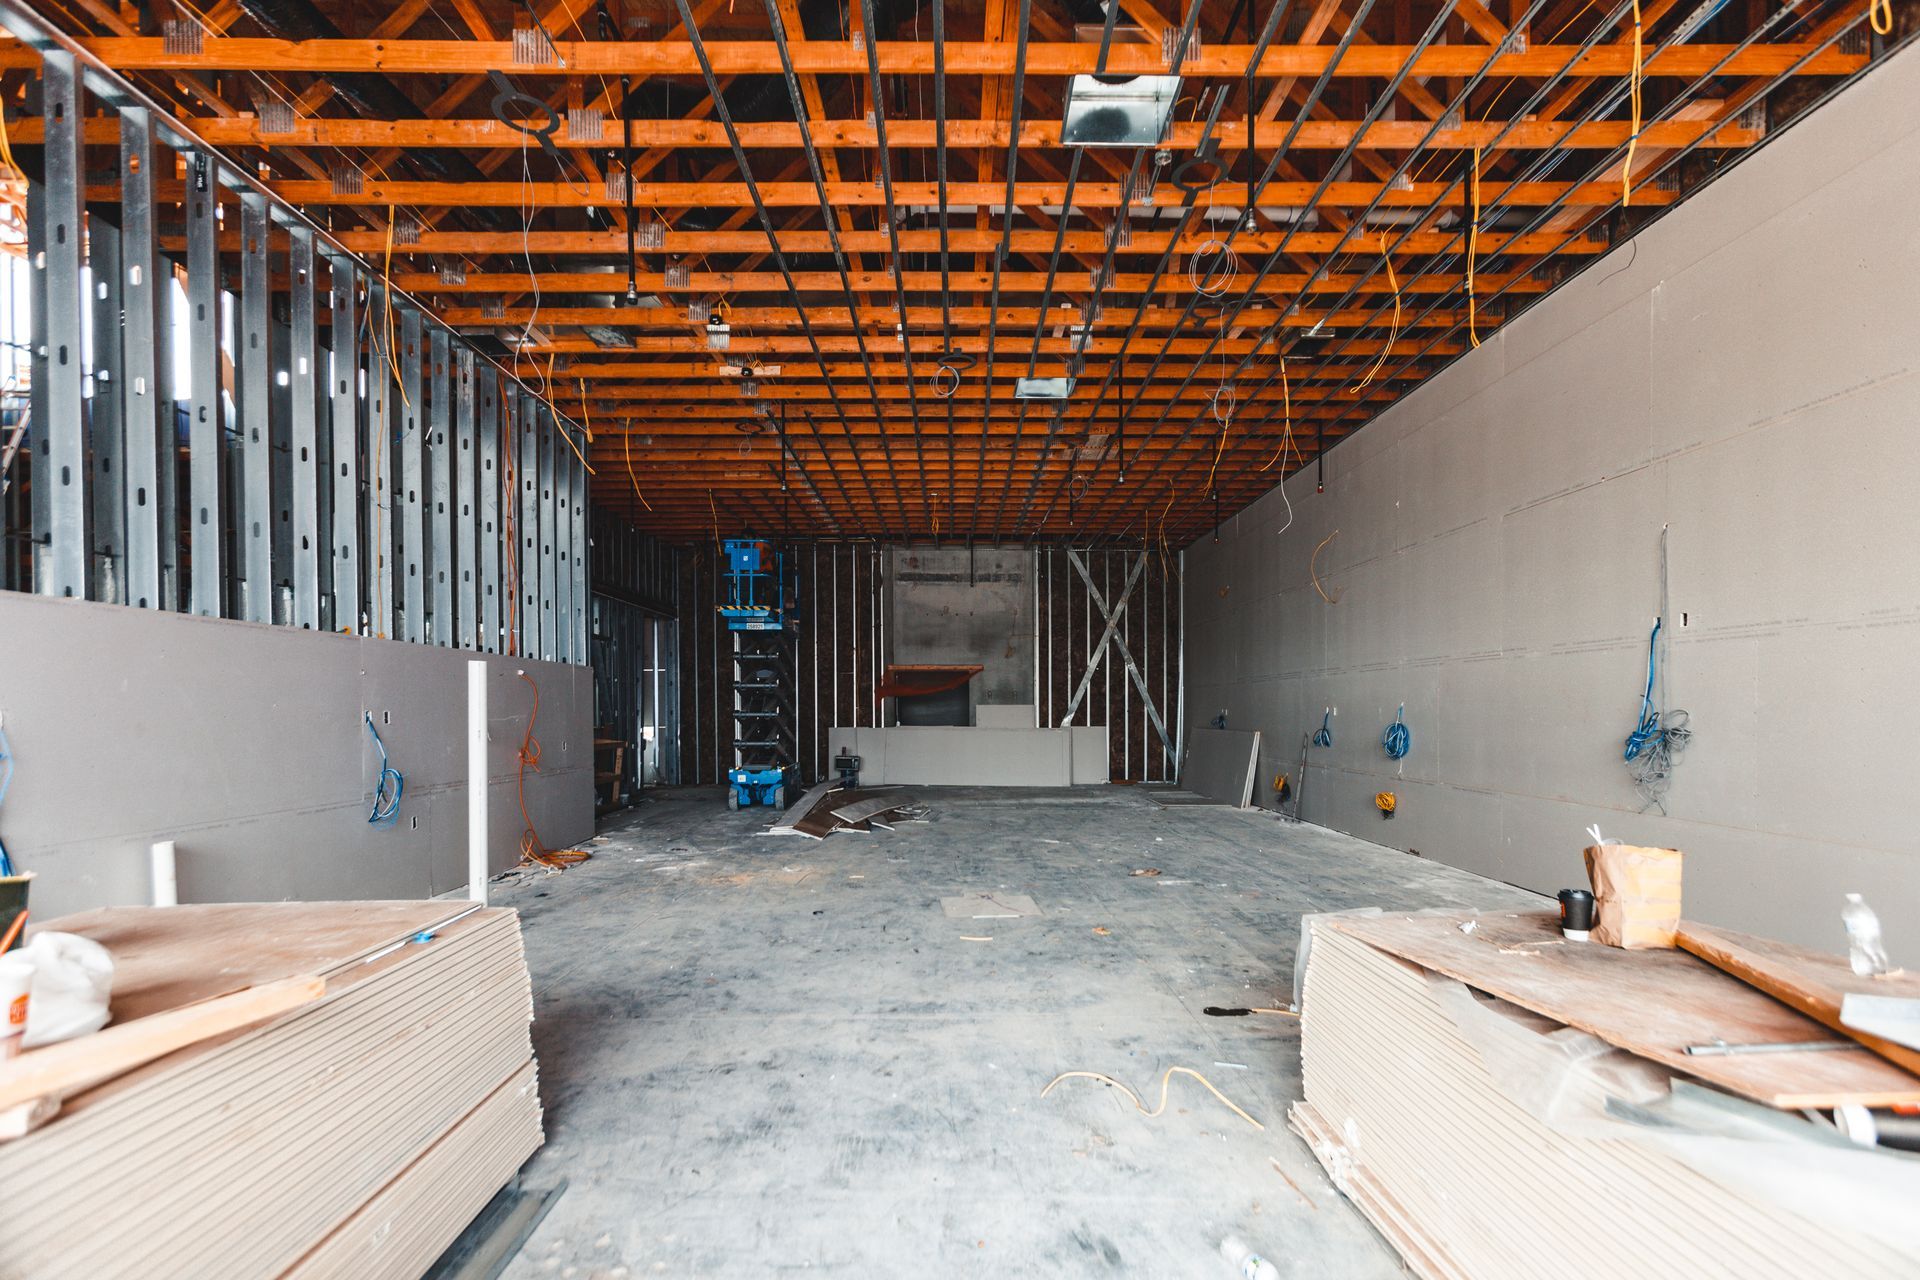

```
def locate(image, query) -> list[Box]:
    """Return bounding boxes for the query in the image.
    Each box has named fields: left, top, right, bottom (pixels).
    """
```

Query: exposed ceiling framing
left=10, top=0, right=1902, bottom=543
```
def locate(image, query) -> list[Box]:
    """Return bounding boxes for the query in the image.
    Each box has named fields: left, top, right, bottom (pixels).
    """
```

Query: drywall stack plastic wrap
left=1291, top=911, right=1920, bottom=1280
left=0, top=901, right=542, bottom=1280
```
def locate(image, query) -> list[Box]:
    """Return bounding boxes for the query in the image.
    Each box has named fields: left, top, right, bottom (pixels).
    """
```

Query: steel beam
left=87, top=216, right=124, bottom=605
left=538, top=404, right=558, bottom=662
left=478, top=369, right=501, bottom=651
left=553, top=426, right=574, bottom=663
left=1059, top=551, right=1145, bottom=726
left=237, top=191, right=272, bottom=623
left=517, top=391, right=538, bottom=658
left=454, top=344, right=477, bottom=649
left=1066, top=551, right=1172, bottom=768
left=118, top=106, right=164, bottom=610
left=399, top=305, right=424, bottom=643
left=36, top=51, right=86, bottom=598
left=328, top=255, right=361, bottom=631
left=572, top=429, right=588, bottom=661
left=428, top=328, right=454, bottom=645
left=366, top=281, right=395, bottom=637
left=185, top=151, right=222, bottom=616
left=289, top=224, right=320, bottom=627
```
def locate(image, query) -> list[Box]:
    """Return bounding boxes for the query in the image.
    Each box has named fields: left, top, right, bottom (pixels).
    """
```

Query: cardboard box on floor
left=1584, top=843, right=1684, bottom=949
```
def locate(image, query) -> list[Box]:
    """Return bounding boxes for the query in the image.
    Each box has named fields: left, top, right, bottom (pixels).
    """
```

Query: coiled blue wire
left=1624, top=619, right=1663, bottom=761
left=1382, top=705, right=1411, bottom=760
left=0, top=722, right=16, bottom=877
left=1312, top=711, right=1333, bottom=748
left=364, top=712, right=404, bottom=826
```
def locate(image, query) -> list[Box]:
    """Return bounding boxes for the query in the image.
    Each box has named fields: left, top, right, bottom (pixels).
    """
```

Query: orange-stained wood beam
left=38, top=115, right=1758, bottom=152
left=156, top=177, right=1672, bottom=210
left=16, top=38, right=1860, bottom=78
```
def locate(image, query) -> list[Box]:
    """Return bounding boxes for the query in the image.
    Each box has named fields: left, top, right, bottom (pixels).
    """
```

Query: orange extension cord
left=516, top=673, right=589, bottom=871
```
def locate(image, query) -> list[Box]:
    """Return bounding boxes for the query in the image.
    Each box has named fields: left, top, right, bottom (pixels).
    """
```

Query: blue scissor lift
left=720, top=539, right=797, bottom=810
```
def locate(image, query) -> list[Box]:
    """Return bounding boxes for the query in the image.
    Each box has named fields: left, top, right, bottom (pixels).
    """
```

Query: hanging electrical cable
left=1312, top=710, right=1333, bottom=749
left=363, top=712, right=404, bottom=826
left=1468, top=145, right=1483, bottom=349
left=515, top=673, right=589, bottom=870
left=1354, top=231, right=1401, bottom=390
left=1624, top=526, right=1691, bottom=812
left=1382, top=705, right=1411, bottom=760
left=1624, top=0, right=1644, bottom=206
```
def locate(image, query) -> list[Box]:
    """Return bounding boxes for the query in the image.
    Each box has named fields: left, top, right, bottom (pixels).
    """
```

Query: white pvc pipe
left=467, top=660, right=489, bottom=905
left=149, top=840, right=177, bottom=908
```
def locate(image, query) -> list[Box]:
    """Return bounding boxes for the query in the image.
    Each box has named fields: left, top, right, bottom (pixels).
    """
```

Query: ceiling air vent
left=1015, top=377, right=1075, bottom=400
left=1060, top=75, right=1179, bottom=148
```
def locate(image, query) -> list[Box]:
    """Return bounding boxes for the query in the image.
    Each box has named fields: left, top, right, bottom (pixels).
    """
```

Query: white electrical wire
left=1188, top=239, right=1241, bottom=298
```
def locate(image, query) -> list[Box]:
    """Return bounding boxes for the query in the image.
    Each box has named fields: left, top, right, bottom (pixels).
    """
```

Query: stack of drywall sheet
left=1292, top=916, right=1918, bottom=1280
left=0, top=901, right=542, bottom=1280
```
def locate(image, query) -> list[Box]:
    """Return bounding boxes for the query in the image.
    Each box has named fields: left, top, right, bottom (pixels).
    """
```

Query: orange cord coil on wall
left=517, top=672, right=590, bottom=871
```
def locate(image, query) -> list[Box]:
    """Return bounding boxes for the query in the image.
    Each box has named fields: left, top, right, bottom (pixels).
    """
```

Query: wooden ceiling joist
left=32, top=0, right=1882, bottom=541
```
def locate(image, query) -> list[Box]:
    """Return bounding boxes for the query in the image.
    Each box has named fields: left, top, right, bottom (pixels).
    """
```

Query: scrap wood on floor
left=766, top=784, right=924, bottom=840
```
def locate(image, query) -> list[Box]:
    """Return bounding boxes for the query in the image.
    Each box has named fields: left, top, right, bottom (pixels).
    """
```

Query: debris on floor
left=763, top=783, right=928, bottom=840
left=941, top=893, right=1041, bottom=920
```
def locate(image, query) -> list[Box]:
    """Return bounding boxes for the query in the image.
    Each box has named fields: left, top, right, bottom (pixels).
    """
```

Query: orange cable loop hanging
left=1623, top=0, right=1643, bottom=207
left=516, top=672, right=589, bottom=871
left=1468, top=145, right=1482, bottom=349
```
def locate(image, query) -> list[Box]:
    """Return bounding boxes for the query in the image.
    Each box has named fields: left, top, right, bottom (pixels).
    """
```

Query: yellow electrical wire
left=1870, top=0, right=1892, bottom=35
left=1257, top=355, right=1293, bottom=473
left=1623, top=0, right=1643, bottom=207
left=1310, top=529, right=1343, bottom=605
left=1041, top=1066, right=1265, bottom=1132
left=381, top=208, right=410, bottom=411
left=0, top=97, right=19, bottom=184
left=1468, top=145, right=1483, bottom=349
left=1354, top=232, right=1400, bottom=391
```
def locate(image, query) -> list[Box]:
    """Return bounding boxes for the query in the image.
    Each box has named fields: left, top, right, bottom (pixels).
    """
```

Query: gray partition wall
left=1184, top=39, right=1920, bottom=949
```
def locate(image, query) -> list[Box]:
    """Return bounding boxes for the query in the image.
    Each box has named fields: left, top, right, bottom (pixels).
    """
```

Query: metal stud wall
left=0, top=13, right=592, bottom=663
left=669, top=540, right=1182, bottom=788
left=589, top=513, right=680, bottom=793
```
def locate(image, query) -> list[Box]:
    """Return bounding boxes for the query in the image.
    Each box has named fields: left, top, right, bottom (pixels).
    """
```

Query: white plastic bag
left=18, top=931, right=113, bottom=1048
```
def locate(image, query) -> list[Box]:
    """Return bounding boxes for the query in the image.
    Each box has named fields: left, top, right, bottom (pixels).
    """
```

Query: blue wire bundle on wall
left=1624, top=618, right=1691, bottom=812
left=1312, top=710, right=1333, bottom=748
left=364, top=712, right=405, bottom=826
left=1625, top=526, right=1692, bottom=813
left=1382, top=705, right=1411, bottom=760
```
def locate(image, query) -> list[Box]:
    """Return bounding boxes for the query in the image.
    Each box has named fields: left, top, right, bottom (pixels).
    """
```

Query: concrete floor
left=495, top=786, right=1538, bottom=1278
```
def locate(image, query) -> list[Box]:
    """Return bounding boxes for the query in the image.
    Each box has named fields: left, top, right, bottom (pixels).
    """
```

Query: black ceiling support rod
left=984, top=0, right=1125, bottom=544
left=757, top=0, right=913, bottom=536
left=672, top=0, right=879, bottom=536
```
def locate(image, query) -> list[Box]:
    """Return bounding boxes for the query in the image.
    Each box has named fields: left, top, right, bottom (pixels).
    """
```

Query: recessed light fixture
left=1015, top=376, right=1075, bottom=400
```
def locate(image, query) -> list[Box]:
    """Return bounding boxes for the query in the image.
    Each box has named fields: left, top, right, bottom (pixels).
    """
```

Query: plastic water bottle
left=1220, top=1236, right=1280, bottom=1280
left=1844, top=894, right=1891, bottom=978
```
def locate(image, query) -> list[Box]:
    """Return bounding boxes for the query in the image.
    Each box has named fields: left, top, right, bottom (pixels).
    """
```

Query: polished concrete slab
left=495, top=786, right=1538, bottom=1278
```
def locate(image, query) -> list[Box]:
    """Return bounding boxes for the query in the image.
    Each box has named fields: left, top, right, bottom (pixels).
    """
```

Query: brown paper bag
left=1583, top=843, right=1683, bottom=949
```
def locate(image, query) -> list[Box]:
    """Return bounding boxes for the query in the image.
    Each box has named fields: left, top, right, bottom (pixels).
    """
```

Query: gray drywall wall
left=0, top=592, right=594, bottom=918
left=886, top=545, right=1035, bottom=712
left=1184, top=43, right=1920, bottom=950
